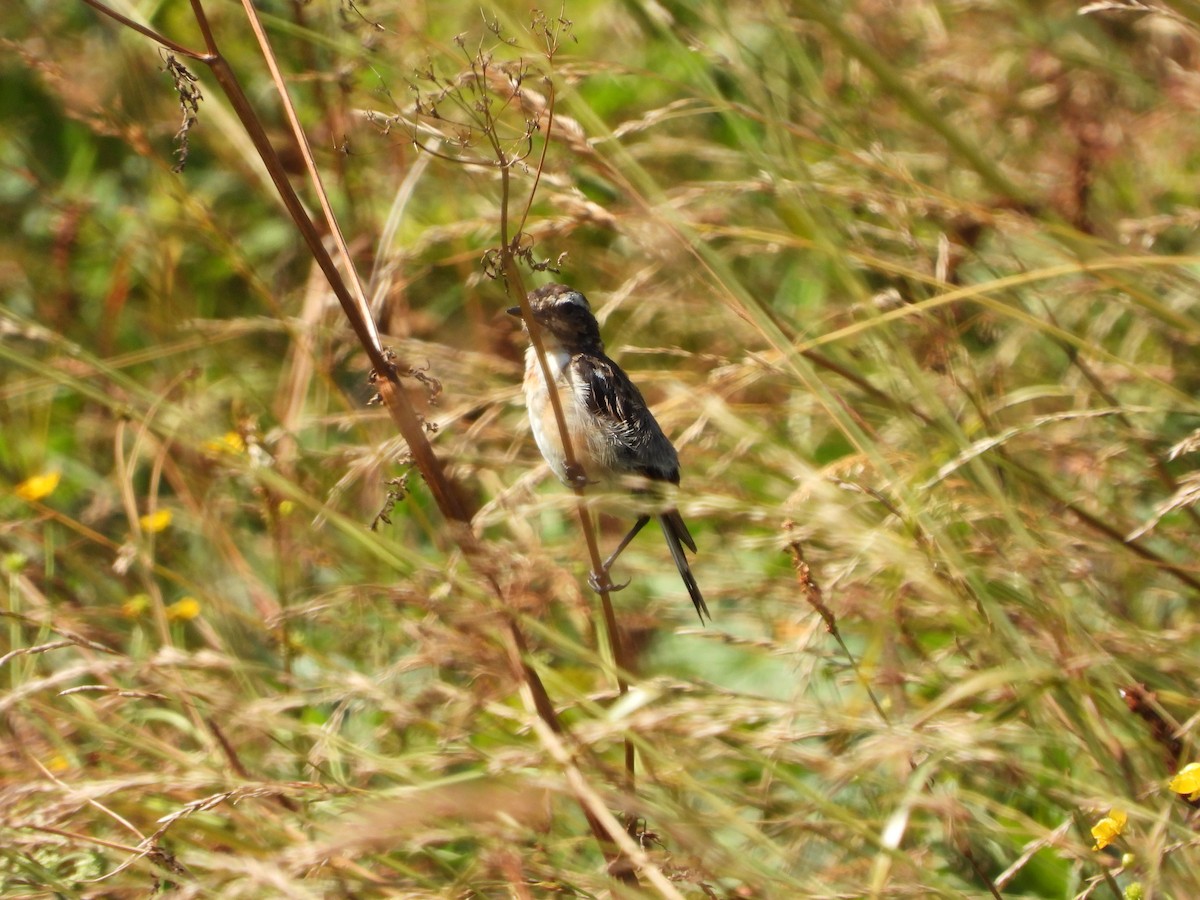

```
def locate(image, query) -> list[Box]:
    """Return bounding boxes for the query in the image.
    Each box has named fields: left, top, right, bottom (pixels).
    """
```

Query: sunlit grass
left=4, top=0, right=1200, bottom=896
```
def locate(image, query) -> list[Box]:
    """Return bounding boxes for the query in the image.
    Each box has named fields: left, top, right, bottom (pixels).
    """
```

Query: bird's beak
left=506, top=306, right=522, bottom=317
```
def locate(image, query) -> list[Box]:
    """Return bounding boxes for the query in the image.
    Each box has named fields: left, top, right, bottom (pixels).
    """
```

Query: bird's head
left=507, top=283, right=603, bottom=350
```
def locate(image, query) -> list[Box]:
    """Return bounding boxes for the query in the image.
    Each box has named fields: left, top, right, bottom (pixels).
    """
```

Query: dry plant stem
left=247, top=0, right=364, bottom=669
left=497, top=162, right=635, bottom=767
left=238, top=0, right=379, bottom=352
left=814, top=588, right=984, bottom=875
left=1059, top=333, right=1200, bottom=531
left=491, top=115, right=628, bottom=684
left=17, top=825, right=145, bottom=860
left=30, top=755, right=147, bottom=845
left=784, top=530, right=889, bottom=726
left=493, top=140, right=628, bottom=648
left=112, top=421, right=172, bottom=651
left=1070, top=813, right=1125, bottom=900
left=81, top=1, right=640, bottom=882
left=960, top=847, right=1003, bottom=900
left=24, top=753, right=177, bottom=882
left=529, top=717, right=688, bottom=900
left=80, top=0, right=466, bottom=521
left=477, top=52, right=640, bottom=852
left=1001, top=453, right=1200, bottom=593
left=833, top=344, right=1199, bottom=593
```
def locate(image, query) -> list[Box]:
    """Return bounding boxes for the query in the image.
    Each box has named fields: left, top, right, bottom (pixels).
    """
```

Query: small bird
left=509, top=283, right=708, bottom=622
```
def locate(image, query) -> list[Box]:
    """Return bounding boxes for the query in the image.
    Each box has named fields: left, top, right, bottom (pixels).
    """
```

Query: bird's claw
left=588, top=569, right=631, bottom=594
left=564, top=462, right=590, bottom=489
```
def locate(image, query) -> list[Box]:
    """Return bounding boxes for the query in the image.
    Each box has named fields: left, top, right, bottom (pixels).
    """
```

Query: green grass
left=4, top=0, right=1200, bottom=896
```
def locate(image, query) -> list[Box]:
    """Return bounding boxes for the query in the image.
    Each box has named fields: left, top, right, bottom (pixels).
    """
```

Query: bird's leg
left=588, top=514, right=650, bottom=594
left=603, top=514, right=651, bottom=571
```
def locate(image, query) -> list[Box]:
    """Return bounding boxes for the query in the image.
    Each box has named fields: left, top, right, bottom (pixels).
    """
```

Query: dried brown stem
left=79, top=1, right=641, bottom=883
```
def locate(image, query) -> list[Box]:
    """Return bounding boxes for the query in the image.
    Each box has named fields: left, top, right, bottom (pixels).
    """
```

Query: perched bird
left=509, top=283, right=708, bottom=622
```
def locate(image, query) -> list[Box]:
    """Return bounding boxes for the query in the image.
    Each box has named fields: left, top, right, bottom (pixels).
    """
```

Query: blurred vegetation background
left=4, top=0, right=1200, bottom=896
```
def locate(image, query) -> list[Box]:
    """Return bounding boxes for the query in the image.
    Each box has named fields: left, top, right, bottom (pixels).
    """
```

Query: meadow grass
left=3, top=0, right=1200, bottom=896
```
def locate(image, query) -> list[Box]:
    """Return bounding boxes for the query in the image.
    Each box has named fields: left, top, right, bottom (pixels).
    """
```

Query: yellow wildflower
left=202, top=432, right=245, bottom=455
left=139, top=509, right=173, bottom=533
left=1169, top=762, right=1200, bottom=801
left=1091, top=809, right=1127, bottom=851
left=122, top=594, right=150, bottom=618
left=46, top=754, right=71, bottom=773
left=14, top=472, right=61, bottom=501
left=166, top=597, right=201, bottom=621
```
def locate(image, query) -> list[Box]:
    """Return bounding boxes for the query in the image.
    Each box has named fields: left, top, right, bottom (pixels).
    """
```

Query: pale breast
left=523, top=345, right=611, bottom=484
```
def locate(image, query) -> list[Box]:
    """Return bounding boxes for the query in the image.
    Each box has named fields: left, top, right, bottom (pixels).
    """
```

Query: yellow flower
left=202, top=431, right=245, bottom=455
left=277, top=500, right=294, bottom=516
left=1169, top=762, right=1200, bottom=801
left=139, top=509, right=173, bottom=533
left=166, top=597, right=201, bottom=621
left=122, top=594, right=150, bottom=618
left=47, top=754, right=71, bottom=773
left=14, top=472, right=61, bottom=501
left=1091, top=809, right=1127, bottom=851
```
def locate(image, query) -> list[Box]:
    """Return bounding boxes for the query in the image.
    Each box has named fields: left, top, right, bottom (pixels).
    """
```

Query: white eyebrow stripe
left=554, top=291, right=590, bottom=309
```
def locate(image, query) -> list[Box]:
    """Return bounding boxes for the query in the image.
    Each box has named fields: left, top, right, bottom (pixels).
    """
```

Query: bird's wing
left=574, top=353, right=680, bottom=483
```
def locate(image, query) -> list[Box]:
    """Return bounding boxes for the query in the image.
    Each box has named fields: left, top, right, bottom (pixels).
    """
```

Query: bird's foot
left=588, top=568, right=631, bottom=594
left=564, top=462, right=590, bottom=489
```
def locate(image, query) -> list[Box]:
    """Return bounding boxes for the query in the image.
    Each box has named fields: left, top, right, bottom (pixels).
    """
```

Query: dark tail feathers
left=658, top=510, right=708, bottom=623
